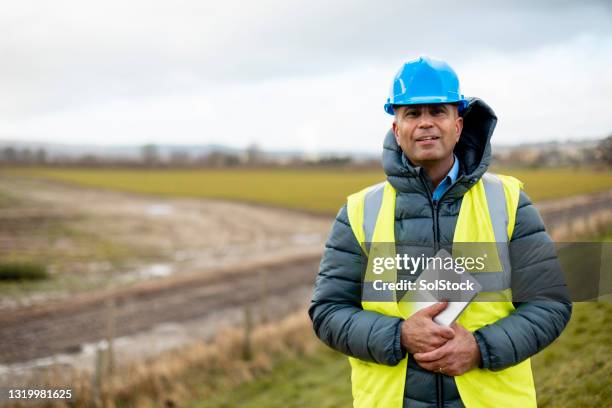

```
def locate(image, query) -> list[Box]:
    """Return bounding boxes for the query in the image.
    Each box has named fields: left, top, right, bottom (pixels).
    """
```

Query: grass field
left=4, top=167, right=612, bottom=214
left=182, top=302, right=610, bottom=408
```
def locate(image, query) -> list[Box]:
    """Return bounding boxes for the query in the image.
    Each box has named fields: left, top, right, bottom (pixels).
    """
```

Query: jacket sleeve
left=308, top=204, right=406, bottom=366
left=473, top=190, right=573, bottom=371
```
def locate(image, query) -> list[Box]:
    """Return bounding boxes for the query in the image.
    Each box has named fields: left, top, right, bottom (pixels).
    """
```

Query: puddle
left=146, top=204, right=173, bottom=216
left=138, top=263, right=173, bottom=278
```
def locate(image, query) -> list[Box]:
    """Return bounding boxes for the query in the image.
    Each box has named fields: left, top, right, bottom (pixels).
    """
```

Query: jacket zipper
left=418, top=174, right=443, bottom=408
left=432, top=199, right=444, bottom=408
left=419, top=173, right=465, bottom=408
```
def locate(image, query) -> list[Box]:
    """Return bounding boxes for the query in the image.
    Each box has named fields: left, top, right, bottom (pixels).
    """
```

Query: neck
left=418, top=155, right=455, bottom=189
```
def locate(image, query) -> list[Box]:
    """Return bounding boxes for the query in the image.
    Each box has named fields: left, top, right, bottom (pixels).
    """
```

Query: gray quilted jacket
left=308, top=98, right=572, bottom=408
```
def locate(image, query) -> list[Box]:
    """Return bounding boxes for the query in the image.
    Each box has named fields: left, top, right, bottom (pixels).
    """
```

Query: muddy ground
left=0, top=175, right=331, bottom=310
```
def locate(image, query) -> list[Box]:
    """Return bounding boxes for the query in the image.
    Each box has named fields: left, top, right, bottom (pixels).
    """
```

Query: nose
left=417, top=111, right=434, bottom=129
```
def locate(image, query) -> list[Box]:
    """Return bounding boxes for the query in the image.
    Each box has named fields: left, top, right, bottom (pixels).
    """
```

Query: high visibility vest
left=345, top=172, right=537, bottom=408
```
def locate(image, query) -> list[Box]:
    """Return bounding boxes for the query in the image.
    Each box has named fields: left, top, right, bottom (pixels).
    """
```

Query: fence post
left=105, top=298, right=116, bottom=376
left=259, top=268, right=269, bottom=324
left=243, top=305, right=253, bottom=360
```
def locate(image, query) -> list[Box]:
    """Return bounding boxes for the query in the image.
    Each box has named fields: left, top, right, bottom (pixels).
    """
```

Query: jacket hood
left=382, top=97, right=497, bottom=201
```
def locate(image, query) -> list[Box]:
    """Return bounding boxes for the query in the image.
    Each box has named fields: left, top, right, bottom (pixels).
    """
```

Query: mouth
left=415, top=136, right=440, bottom=142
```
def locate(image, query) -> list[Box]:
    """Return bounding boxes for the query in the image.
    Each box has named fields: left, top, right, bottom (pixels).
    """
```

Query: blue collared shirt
left=432, top=154, right=460, bottom=202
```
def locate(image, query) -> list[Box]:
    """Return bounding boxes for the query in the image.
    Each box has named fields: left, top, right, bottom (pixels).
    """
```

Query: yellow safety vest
left=345, top=172, right=537, bottom=408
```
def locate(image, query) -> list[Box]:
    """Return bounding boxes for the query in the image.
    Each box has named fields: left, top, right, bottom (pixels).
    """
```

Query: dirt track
left=0, top=175, right=331, bottom=309
left=0, top=176, right=610, bottom=369
left=0, top=253, right=320, bottom=365
left=537, top=189, right=612, bottom=240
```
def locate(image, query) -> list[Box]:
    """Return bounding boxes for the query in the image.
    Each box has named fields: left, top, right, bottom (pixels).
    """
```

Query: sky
left=1, top=0, right=611, bottom=153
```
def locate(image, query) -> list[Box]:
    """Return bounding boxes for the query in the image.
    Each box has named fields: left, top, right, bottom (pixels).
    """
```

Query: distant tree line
left=2, top=135, right=610, bottom=169
left=491, top=135, right=612, bottom=169
left=0, top=143, right=369, bottom=169
left=1, top=147, right=48, bottom=164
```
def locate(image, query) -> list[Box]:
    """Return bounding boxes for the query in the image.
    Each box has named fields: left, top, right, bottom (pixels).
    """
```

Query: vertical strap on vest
left=363, top=182, right=386, bottom=243
left=346, top=181, right=388, bottom=256
left=481, top=173, right=509, bottom=243
left=481, top=172, right=512, bottom=289
left=363, top=181, right=386, bottom=254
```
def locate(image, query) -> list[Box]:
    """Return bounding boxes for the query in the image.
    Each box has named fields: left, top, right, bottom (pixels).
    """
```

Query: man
left=308, top=56, right=572, bottom=407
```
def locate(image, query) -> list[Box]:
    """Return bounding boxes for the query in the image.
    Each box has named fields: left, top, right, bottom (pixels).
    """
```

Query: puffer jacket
left=308, top=98, right=572, bottom=408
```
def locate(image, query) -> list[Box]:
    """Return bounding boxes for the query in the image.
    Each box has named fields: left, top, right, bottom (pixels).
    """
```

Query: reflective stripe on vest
left=346, top=172, right=536, bottom=408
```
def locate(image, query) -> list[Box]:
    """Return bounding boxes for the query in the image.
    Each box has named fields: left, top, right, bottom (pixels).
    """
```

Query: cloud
left=460, top=34, right=612, bottom=144
left=0, top=0, right=611, bottom=149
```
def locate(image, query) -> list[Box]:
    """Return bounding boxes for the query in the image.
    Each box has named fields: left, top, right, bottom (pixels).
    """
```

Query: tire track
left=0, top=255, right=320, bottom=365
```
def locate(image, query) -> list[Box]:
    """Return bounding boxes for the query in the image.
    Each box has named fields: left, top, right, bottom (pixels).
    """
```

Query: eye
left=404, top=110, right=419, bottom=117
left=430, top=106, right=445, bottom=115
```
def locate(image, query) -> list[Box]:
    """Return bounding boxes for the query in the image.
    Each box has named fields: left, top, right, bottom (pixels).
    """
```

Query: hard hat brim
left=385, top=99, right=468, bottom=115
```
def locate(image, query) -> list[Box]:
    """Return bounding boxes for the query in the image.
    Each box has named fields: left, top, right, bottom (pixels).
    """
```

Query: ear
left=454, top=116, right=463, bottom=143
left=392, top=121, right=401, bottom=144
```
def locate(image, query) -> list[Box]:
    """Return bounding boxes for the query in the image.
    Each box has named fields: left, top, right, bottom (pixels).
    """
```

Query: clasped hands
left=400, top=301, right=481, bottom=376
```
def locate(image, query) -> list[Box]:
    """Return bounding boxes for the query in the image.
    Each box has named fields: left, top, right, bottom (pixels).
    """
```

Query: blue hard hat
left=384, top=56, right=467, bottom=115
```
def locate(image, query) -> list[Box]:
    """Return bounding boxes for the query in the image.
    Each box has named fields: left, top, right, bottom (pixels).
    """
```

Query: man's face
left=392, top=104, right=463, bottom=166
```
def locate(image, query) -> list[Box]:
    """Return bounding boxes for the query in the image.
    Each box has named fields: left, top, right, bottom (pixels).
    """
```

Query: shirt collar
left=400, top=152, right=460, bottom=183
left=445, top=154, right=460, bottom=184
